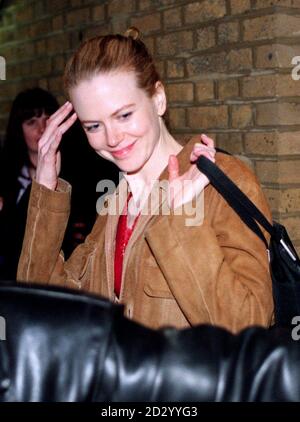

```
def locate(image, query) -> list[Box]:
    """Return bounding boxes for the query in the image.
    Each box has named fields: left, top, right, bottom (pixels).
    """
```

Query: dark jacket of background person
left=0, top=282, right=298, bottom=402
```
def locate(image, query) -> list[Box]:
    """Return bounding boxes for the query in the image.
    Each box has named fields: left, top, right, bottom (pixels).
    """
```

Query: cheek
left=129, top=110, right=158, bottom=137
left=22, top=127, right=34, bottom=145
left=85, top=133, right=106, bottom=151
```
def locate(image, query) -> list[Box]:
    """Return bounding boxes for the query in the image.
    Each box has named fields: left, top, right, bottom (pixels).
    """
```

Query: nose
left=38, top=119, right=47, bottom=136
left=105, top=124, right=124, bottom=148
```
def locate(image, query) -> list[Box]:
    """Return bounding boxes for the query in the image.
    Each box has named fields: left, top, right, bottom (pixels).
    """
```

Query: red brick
left=168, top=108, right=186, bottom=128
left=255, top=160, right=278, bottom=184
left=228, top=48, right=252, bottom=71
left=184, top=0, right=226, bottom=24
left=256, top=102, right=300, bottom=126
left=138, top=0, right=153, bottom=11
left=131, top=13, right=161, bottom=33
left=243, top=74, right=276, bottom=98
left=187, top=52, right=227, bottom=75
left=277, top=132, right=300, bottom=155
left=218, top=78, right=239, bottom=99
left=31, top=58, right=52, bottom=76
left=245, top=132, right=277, bottom=155
left=255, top=44, right=300, bottom=69
left=216, top=132, right=244, bottom=154
left=231, top=104, right=253, bottom=128
left=196, top=26, right=216, bottom=50
left=257, top=159, right=300, bottom=184
left=188, top=105, right=228, bottom=129
left=16, top=5, right=34, bottom=22
left=279, top=189, right=300, bottom=213
left=67, top=8, right=90, bottom=26
left=52, top=55, right=66, bottom=73
left=230, top=0, right=251, bottom=14
left=92, top=5, right=105, bottom=22
left=145, top=37, right=155, bottom=56
left=277, top=74, right=300, bottom=97
left=167, top=83, right=194, bottom=102
left=167, top=59, right=185, bottom=78
left=48, top=76, right=63, bottom=93
left=254, top=0, right=300, bottom=8
left=46, top=0, right=69, bottom=13
left=163, top=7, right=182, bottom=29
left=157, top=31, right=193, bottom=55
left=280, top=216, right=300, bottom=241
left=30, top=19, right=52, bottom=38
left=155, top=60, right=165, bottom=78
left=108, top=0, right=135, bottom=16
left=47, top=34, right=70, bottom=54
left=35, top=40, right=47, bottom=56
left=218, top=21, right=239, bottom=44
left=244, top=15, right=300, bottom=41
left=195, top=80, right=215, bottom=101
left=52, top=15, right=64, bottom=31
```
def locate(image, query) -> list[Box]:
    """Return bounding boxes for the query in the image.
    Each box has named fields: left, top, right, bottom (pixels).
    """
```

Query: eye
left=84, top=123, right=101, bottom=133
left=118, top=111, right=133, bottom=121
left=25, top=119, right=36, bottom=126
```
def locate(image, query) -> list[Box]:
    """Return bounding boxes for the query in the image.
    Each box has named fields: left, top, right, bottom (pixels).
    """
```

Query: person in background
left=0, top=88, right=58, bottom=280
left=17, top=28, right=273, bottom=332
left=0, top=87, right=118, bottom=279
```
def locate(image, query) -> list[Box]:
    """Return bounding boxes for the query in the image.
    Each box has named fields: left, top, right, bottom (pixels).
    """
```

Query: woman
left=17, top=29, right=273, bottom=332
left=0, top=88, right=58, bottom=280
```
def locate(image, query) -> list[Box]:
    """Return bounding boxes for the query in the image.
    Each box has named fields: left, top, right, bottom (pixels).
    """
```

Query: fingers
left=39, top=112, right=77, bottom=156
left=39, top=102, right=75, bottom=149
left=200, top=133, right=214, bottom=148
left=190, top=144, right=215, bottom=163
left=46, top=101, right=73, bottom=126
left=190, top=134, right=216, bottom=163
left=168, top=154, right=179, bottom=182
left=56, top=111, right=77, bottom=136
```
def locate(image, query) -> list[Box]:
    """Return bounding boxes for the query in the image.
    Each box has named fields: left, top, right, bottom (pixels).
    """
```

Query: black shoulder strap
left=196, top=156, right=274, bottom=249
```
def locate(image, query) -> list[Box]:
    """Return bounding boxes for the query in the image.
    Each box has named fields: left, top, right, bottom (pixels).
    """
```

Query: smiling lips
left=111, top=141, right=136, bottom=159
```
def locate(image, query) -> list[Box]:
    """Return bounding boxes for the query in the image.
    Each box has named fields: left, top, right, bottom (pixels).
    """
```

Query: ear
left=153, top=81, right=166, bottom=116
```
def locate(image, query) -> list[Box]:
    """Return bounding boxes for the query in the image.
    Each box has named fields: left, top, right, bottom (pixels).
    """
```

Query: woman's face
left=69, top=71, right=166, bottom=174
left=22, top=112, right=48, bottom=155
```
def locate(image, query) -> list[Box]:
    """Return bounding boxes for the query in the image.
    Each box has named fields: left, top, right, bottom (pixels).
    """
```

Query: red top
left=114, top=193, right=140, bottom=298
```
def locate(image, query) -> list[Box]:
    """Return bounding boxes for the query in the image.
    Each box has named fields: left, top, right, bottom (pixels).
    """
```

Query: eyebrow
left=81, top=103, right=135, bottom=123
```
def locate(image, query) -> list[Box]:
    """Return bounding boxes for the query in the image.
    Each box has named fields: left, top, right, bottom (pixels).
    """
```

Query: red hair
left=63, top=28, right=160, bottom=97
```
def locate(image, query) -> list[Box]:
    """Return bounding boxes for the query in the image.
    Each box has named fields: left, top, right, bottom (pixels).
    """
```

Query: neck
left=28, top=151, right=37, bottom=177
left=124, top=119, right=183, bottom=208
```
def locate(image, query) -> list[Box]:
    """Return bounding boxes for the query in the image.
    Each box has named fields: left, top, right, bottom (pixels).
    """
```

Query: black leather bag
left=2, top=282, right=300, bottom=402
left=197, top=155, right=300, bottom=327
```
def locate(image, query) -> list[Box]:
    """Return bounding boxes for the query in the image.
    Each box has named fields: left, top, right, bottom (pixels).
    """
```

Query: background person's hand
left=167, top=134, right=215, bottom=210
left=36, top=101, right=77, bottom=190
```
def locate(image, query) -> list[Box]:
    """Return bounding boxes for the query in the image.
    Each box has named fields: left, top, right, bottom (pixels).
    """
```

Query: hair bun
left=124, top=27, right=140, bottom=40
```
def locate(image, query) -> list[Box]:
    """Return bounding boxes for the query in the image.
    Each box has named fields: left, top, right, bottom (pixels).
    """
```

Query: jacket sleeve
left=145, top=157, right=274, bottom=333
left=17, top=179, right=72, bottom=285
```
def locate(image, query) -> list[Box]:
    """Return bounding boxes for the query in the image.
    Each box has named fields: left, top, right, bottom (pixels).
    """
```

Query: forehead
left=69, top=71, right=146, bottom=119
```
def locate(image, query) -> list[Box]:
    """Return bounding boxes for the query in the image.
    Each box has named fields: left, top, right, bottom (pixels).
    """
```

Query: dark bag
left=197, top=155, right=300, bottom=327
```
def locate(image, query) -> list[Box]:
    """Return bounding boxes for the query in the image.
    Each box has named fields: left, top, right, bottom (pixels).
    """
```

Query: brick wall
left=0, top=0, right=300, bottom=251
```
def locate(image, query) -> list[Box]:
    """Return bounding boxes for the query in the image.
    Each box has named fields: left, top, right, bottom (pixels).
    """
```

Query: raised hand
left=167, top=134, right=215, bottom=210
left=36, top=101, right=77, bottom=190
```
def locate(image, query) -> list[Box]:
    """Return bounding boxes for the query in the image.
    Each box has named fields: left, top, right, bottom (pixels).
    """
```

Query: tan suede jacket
left=17, top=138, right=274, bottom=332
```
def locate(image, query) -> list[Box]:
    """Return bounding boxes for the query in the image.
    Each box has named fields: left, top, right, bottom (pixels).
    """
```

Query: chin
left=117, top=158, right=145, bottom=175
